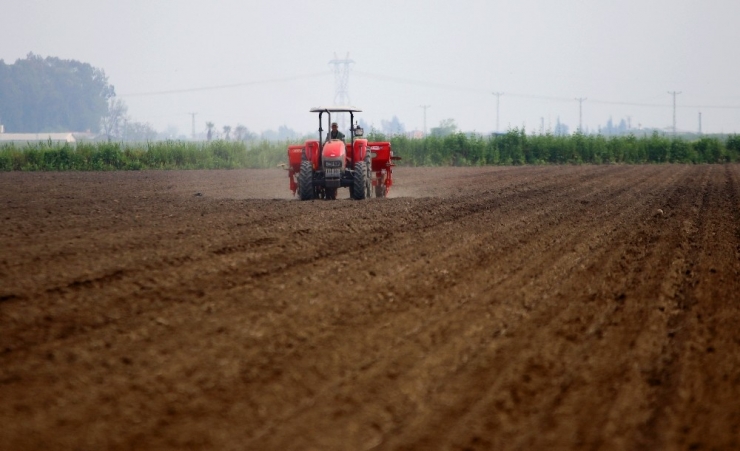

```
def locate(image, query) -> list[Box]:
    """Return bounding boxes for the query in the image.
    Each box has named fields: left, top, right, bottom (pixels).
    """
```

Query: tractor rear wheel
left=298, top=160, right=314, bottom=200
left=352, top=161, right=367, bottom=200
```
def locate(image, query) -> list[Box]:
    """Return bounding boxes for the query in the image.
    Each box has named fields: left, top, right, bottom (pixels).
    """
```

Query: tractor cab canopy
left=310, top=106, right=362, bottom=113
left=310, top=106, right=364, bottom=146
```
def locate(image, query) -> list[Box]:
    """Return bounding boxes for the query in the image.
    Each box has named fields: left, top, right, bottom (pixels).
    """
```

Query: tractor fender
left=352, top=139, right=368, bottom=166
left=304, top=140, right=320, bottom=170
left=367, top=141, right=392, bottom=171
left=288, top=145, right=304, bottom=173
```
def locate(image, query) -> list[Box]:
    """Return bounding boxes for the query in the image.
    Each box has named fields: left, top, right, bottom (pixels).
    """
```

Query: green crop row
left=0, top=140, right=289, bottom=171
left=378, top=130, right=740, bottom=166
left=2, top=131, right=739, bottom=171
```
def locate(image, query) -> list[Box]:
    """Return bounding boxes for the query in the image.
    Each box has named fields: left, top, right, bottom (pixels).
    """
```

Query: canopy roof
left=310, top=106, right=362, bottom=113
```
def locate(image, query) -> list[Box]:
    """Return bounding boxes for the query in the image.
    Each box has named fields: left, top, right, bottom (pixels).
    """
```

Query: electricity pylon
left=328, top=53, right=354, bottom=130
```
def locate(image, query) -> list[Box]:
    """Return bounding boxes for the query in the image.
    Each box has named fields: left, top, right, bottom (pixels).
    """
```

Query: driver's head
left=331, top=122, right=338, bottom=130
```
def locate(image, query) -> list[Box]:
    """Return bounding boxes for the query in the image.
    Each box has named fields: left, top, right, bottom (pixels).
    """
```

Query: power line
left=353, top=71, right=740, bottom=110
left=119, top=72, right=328, bottom=97
left=120, top=69, right=740, bottom=112
left=354, top=70, right=484, bottom=94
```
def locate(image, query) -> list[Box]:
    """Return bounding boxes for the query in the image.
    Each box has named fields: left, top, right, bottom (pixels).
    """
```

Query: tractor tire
left=352, top=161, right=367, bottom=200
left=298, top=160, right=314, bottom=200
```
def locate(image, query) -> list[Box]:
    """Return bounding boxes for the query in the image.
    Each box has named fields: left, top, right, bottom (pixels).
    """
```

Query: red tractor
left=287, top=106, right=399, bottom=200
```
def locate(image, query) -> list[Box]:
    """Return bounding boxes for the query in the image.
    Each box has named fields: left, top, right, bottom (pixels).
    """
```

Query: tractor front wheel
left=352, top=162, right=367, bottom=200
left=298, top=160, right=314, bottom=200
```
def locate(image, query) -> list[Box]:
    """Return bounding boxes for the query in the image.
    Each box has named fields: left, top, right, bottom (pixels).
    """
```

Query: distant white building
left=0, top=128, right=77, bottom=144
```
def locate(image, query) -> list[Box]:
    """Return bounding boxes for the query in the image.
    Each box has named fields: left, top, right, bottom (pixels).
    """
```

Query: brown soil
left=2, top=165, right=740, bottom=451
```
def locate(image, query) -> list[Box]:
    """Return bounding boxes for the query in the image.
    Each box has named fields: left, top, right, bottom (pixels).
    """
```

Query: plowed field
left=2, top=165, right=740, bottom=451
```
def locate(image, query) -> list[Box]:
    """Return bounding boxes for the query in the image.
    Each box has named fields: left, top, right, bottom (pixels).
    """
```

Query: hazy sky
left=3, top=0, right=740, bottom=136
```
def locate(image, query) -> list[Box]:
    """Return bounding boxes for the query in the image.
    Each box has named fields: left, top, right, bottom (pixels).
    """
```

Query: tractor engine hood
left=322, top=140, right=346, bottom=178
left=322, top=140, right=346, bottom=160
left=322, top=140, right=346, bottom=186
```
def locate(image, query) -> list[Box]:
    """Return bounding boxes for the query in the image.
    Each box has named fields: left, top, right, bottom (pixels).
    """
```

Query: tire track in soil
left=241, top=167, right=692, bottom=451
left=628, top=165, right=714, bottom=450
left=2, top=166, right=739, bottom=451
left=0, top=198, right=372, bottom=352
left=1, top=167, right=622, bottom=375
left=0, top=165, right=621, bottom=353
left=0, top=168, right=644, bottom=450
left=369, top=165, right=698, bottom=451
left=638, top=164, right=740, bottom=450
left=258, top=166, right=736, bottom=451
left=0, top=167, right=692, bottom=451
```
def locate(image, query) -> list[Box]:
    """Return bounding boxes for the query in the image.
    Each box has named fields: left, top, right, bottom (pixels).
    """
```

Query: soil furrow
left=1, top=166, right=739, bottom=451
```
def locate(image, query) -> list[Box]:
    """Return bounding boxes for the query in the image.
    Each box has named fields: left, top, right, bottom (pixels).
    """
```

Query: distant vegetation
left=0, top=54, right=113, bottom=133
left=0, top=140, right=285, bottom=171
left=1, top=131, right=738, bottom=171
left=378, top=130, right=740, bottom=166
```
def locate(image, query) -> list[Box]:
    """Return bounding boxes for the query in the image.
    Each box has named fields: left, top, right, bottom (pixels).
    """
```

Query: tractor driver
left=328, top=122, right=345, bottom=141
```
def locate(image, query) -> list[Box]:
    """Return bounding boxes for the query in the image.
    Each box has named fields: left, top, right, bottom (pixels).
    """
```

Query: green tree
left=0, top=53, right=114, bottom=132
left=645, top=132, right=670, bottom=162
left=100, top=98, right=128, bottom=141
left=430, top=119, right=457, bottom=137
left=694, top=136, right=724, bottom=163
left=381, top=116, right=405, bottom=136
left=205, top=122, right=215, bottom=141
left=498, top=128, right=526, bottom=164
left=234, top=124, right=256, bottom=142
left=726, top=135, right=740, bottom=162
left=669, top=139, right=694, bottom=163
left=123, top=121, right=158, bottom=142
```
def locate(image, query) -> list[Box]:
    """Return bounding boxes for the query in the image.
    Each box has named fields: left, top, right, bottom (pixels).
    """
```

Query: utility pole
left=575, top=98, right=587, bottom=133
left=188, top=112, right=197, bottom=140
left=698, top=111, right=702, bottom=135
left=668, top=91, right=682, bottom=135
left=492, top=92, right=504, bottom=133
left=328, top=52, right=354, bottom=130
left=419, top=105, right=431, bottom=137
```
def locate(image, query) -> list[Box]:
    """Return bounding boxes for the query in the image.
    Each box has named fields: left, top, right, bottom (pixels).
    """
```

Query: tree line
left=0, top=53, right=114, bottom=133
